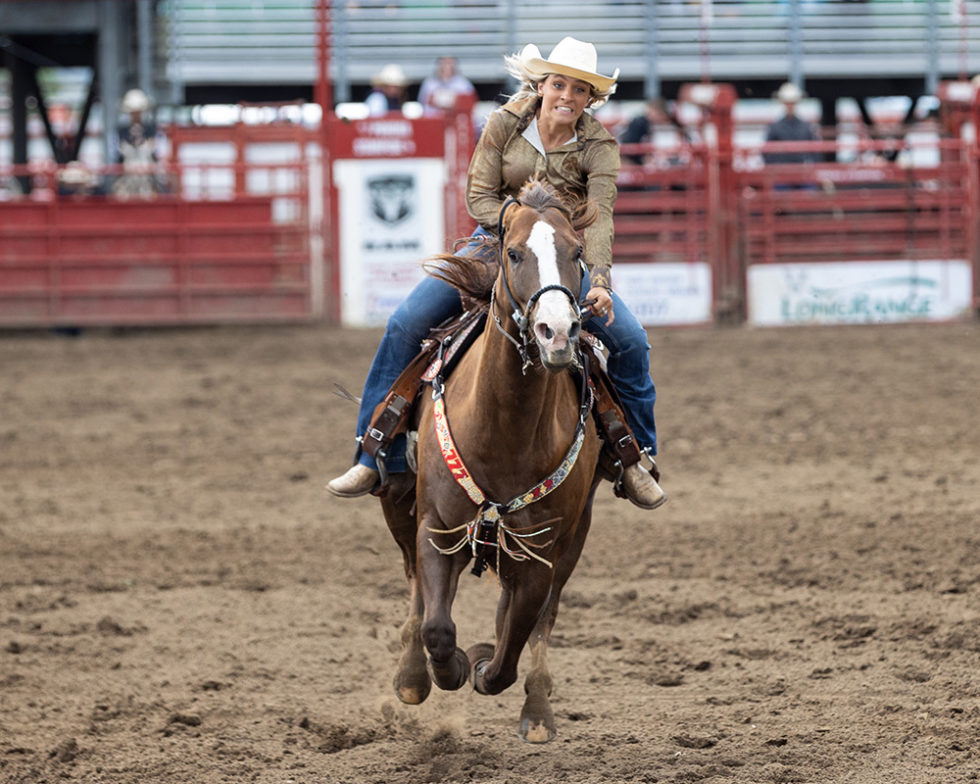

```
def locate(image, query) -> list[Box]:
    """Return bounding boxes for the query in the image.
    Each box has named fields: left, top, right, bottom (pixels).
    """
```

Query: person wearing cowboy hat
left=329, top=37, right=666, bottom=510
left=365, top=63, right=409, bottom=116
left=764, top=81, right=819, bottom=165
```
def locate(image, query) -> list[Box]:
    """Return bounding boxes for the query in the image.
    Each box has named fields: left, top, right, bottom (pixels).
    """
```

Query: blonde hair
left=503, top=51, right=616, bottom=109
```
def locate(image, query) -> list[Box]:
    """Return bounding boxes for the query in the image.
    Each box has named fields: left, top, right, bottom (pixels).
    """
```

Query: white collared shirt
left=522, top=116, right=577, bottom=157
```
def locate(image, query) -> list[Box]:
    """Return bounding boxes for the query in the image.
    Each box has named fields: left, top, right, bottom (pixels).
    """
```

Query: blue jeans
left=354, top=265, right=659, bottom=472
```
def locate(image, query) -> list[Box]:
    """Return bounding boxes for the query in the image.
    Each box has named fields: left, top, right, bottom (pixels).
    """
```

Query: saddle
left=360, top=308, right=643, bottom=497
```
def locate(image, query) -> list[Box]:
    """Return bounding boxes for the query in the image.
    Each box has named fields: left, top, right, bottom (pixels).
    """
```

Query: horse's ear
left=571, top=200, right=599, bottom=232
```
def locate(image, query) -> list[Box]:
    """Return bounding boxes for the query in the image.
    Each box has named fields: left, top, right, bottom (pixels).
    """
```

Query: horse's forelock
left=517, top=179, right=572, bottom=223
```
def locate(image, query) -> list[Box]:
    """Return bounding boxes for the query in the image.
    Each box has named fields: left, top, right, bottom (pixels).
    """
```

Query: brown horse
left=379, top=178, right=604, bottom=743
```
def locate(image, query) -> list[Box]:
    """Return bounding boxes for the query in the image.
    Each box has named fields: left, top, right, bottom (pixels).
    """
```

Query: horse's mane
left=424, top=177, right=599, bottom=313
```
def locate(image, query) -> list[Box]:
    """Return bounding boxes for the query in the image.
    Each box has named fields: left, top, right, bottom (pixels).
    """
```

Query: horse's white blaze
left=527, top=221, right=575, bottom=351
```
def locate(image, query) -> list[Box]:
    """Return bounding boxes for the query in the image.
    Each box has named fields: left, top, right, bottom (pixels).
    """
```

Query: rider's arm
left=465, top=109, right=512, bottom=229
left=580, top=134, right=621, bottom=289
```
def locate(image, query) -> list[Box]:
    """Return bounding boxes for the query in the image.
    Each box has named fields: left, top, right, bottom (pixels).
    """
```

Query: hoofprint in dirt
left=1, top=321, right=979, bottom=784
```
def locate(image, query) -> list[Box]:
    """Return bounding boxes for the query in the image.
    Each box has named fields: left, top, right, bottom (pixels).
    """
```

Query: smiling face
left=536, top=73, right=593, bottom=133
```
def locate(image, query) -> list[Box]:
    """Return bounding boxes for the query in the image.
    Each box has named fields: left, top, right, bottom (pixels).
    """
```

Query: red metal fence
left=615, top=133, right=980, bottom=322
left=0, top=123, right=315, bottom=327
left=1, top=90, right=978, bottom=328
left=0, top=196, right=309, bottom=326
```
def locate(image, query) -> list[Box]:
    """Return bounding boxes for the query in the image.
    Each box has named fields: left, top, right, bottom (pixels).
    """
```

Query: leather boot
left=622, top=463, right=667, bottom=510
left=326, top=464, right=379, bottom=498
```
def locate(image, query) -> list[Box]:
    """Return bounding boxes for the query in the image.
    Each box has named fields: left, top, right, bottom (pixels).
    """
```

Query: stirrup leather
left=360, top=309, right=487, bottom=494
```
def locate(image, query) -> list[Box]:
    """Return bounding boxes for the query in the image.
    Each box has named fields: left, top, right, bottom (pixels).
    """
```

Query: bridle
left=491, top=197, right=586, bottom=374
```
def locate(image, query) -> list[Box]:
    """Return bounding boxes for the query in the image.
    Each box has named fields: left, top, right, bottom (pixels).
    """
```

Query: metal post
left=788, top=0, right=803, bottom=88
left=505, top=0, right=518, bottom=93
left=335, top=0, right=349, bottom=103
left=315, top=0, right=336, bottom=322
left=6, top=49, right=29, bottom=192
left=926, top=0, right=939, bottom=95
left=98, top=0, right=121, bottom=166
left=137, top=0, right=153, bottom=100
left=166, top=0, right=185, bottom=106
left=315, top=0, right=331, bottom=112
left=645, top=0, right=660, bottom=99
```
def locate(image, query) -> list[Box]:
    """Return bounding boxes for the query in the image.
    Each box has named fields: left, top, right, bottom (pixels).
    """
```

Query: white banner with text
left=613, top=262, right=713, bottom=326
left=748, top=260, right=973, bottom=326
left=334, top=158, right=446, bottom=327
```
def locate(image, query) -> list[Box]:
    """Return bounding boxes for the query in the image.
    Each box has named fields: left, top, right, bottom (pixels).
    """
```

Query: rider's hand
left=587, top=286, right=614, bottom=326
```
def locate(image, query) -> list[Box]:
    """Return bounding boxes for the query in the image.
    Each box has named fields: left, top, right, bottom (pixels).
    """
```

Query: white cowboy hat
left=121, top=88, right=150, bottom=113
left=776, top=82, right=803, bottom=104
left=371, top=64, right=408, bottom=87
left=520, top=37, right=619, bottom=93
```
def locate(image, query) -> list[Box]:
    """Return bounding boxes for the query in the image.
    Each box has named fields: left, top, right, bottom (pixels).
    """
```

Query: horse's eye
left=507, top=249, right=520, bottom=263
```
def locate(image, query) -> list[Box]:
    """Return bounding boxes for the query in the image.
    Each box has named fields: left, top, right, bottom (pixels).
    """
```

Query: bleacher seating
left=160, top=0, right=980, bottom=100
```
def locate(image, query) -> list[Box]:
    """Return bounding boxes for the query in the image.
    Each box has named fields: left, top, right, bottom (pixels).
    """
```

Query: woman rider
left=328, top=37, right=666, bottom=510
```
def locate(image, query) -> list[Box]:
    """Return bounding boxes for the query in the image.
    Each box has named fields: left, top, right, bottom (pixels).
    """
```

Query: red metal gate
left=0, top=123, right=315, bottom=328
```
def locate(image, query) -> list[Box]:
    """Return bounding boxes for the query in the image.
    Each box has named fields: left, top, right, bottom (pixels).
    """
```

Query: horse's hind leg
left=381, top=476, right=431, bottom=705
left=393, top=581, right=430, bottom=704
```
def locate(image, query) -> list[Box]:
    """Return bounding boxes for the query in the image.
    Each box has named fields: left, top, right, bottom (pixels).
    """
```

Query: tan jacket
left=466, top=94, right=621, bottom=288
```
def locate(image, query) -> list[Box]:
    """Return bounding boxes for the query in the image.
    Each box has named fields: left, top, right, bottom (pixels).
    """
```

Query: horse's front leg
left=517, top=498, right=597, bottom=742
left=521, top=631, right=556, bottom=743
left=469, top=564, right=552, bottom=700
left=417, top=515, right=470, bottom=691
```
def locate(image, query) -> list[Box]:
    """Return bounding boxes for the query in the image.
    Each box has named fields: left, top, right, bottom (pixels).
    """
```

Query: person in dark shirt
left=619, top=97, right=669, bottom=165
left=763, top=82, right=819, bottom=165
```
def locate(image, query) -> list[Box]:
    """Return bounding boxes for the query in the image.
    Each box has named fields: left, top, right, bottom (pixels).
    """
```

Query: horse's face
left=502, top=204, right=583, bottom=371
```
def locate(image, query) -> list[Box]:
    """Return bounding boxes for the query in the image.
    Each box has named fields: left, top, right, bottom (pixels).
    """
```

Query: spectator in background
left=417, top=56, right=477, bottom=115
left=57, top=162, right=101, bottom=198
left=365, top=64, right=409, bottom=116
left=113, top=88, right=166, bottom=198
left=763, top=82, right=819, bottom=165
left=619, top=97, right=669, bottom=165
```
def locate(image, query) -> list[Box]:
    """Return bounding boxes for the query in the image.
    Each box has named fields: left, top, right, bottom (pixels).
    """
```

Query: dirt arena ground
left=2, top=318, right=979, bottom=784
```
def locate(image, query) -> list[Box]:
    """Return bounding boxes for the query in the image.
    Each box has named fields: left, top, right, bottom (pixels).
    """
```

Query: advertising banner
left=334, top=158, right=446, bottom=326
left=613, top=262, right=714, bottom=326
left=747, top=260, right=973, bottom=326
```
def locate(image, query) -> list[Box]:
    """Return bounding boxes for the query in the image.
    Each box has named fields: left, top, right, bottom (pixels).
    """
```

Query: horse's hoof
left=519, top=717, right=557, bottom=744
left=393, top=673, right=431, bottom=705
left=426, top=647, right=469, bottom=691
left=466, top=643, right=495, bottom=694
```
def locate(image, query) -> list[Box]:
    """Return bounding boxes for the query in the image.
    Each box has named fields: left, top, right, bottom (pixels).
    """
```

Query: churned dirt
left=2, top=319, right=980, bottom=784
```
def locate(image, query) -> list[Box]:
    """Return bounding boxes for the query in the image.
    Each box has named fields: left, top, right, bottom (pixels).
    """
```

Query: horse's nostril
left=570, top=321, right=581, bottom=341
left=536, top=323, right=555, bottom=342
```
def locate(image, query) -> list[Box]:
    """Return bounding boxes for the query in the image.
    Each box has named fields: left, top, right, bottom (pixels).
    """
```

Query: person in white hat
left=114, top=88, right=164, bottom=197
left=764, top=81, right=819, bottom=165
left=365, top=63, right=409, bottom=116
left=329, top=37, right=666, bottom=510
